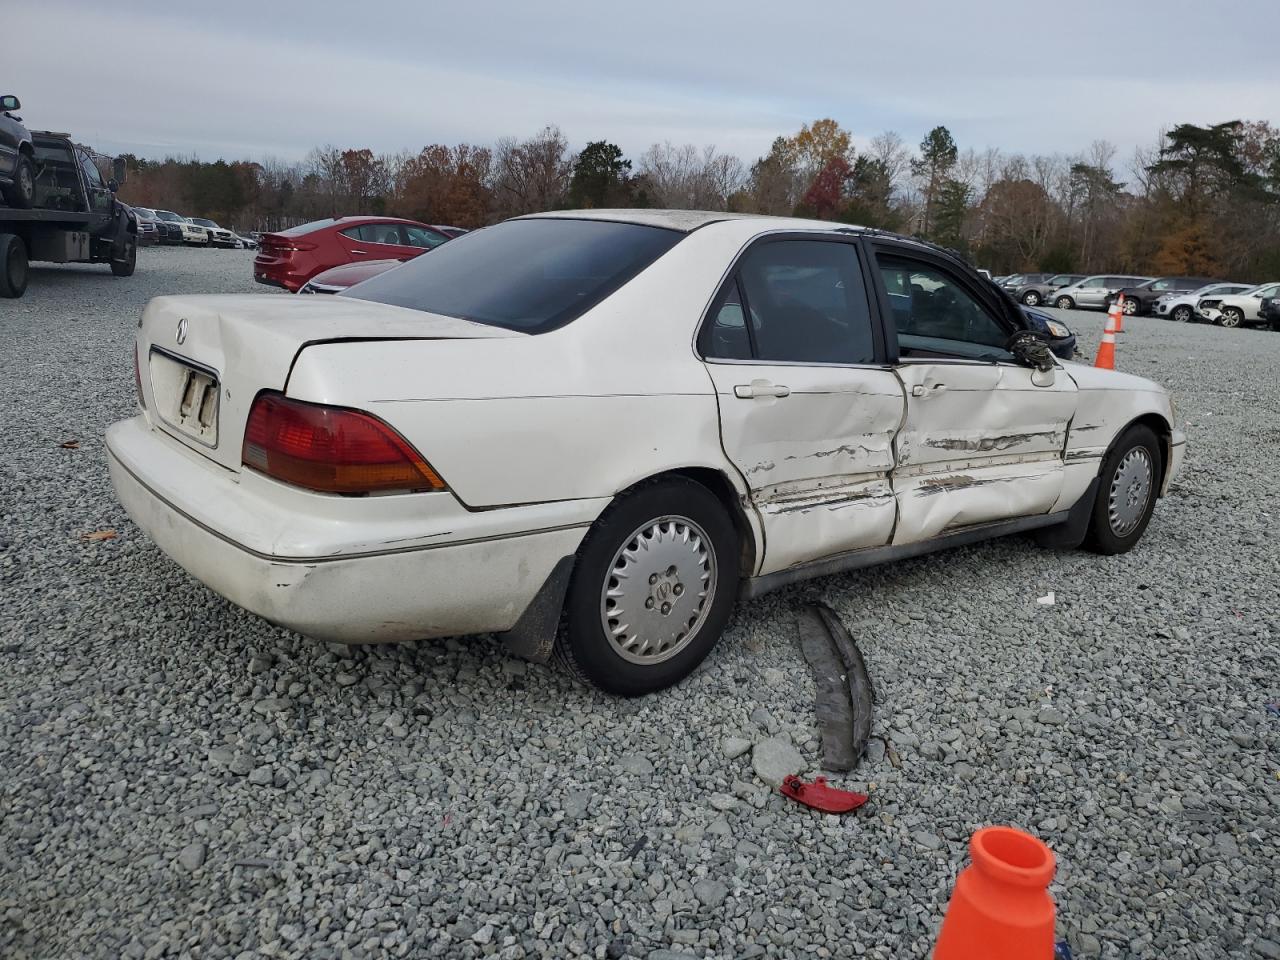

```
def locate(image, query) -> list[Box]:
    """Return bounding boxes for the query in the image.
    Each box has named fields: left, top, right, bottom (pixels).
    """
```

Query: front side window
left=78, top=151, right=104, bottom=187
left=730, top=240, right=876, bottom=365
left=343, top=223, right=406, bottom=245
left=1080, top=277, right=1105, bottom=289
left=343, top=217, right=682, bottom=333
left=878, top=255, right=1011, bottom=359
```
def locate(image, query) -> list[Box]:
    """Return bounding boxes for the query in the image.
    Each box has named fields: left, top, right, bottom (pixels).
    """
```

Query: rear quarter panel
left=285, top=220, right=780, bottom=510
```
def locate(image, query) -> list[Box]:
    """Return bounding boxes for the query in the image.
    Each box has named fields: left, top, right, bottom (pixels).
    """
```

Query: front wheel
left=0, top=233, right=29, bottom=298
left=1085, top=425, right=1161, bottom=555
left=1218, top=307, right=1244, bottom=328
left=1171, top=305, right=1192, bottom=323
left=1122, top=298, right=1139, bottom=316
left=1055, top=295, right=1075, bottom=310
left=556, top=478, right=739, bottom=696
left=111, top=238, right=137, bottom=277
left=1021, top=290, right=1042, bottom=306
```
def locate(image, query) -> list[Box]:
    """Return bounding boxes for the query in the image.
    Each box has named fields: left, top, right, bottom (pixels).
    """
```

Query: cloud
left=8, top=0, right=1278, bottom=165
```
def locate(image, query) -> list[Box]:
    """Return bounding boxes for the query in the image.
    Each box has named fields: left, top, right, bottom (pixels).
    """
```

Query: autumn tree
left=491, top=126, right=572, bottom=219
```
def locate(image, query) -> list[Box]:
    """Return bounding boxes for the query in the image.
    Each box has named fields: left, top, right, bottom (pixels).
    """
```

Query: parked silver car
left=1052, top=274, right=1152, bottom=311
left=1012, top=273, right=1087, bottom=306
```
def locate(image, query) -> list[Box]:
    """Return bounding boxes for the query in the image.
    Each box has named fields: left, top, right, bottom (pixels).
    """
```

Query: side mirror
left=113, top=158, right=127, bottom=185
left=1007, top=330, right=1056, bottom=377
left=0, top=95, right=19, bottom=111
left=107, top=178, right=119, bottom=193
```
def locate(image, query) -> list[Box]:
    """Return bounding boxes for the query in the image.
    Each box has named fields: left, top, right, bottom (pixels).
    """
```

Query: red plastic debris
left=780, top=775, right=869, bottom=813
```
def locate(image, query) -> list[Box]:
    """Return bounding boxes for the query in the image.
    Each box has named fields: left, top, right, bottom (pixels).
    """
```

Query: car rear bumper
left=254, top=261, right=310, bottom=291
left=106, top=414, right=592, bottom=644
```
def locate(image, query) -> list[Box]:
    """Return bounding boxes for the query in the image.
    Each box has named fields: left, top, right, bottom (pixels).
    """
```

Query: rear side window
left=342, top=223, right=406, bottom=245
left=343, top=218, right=682, bottom=333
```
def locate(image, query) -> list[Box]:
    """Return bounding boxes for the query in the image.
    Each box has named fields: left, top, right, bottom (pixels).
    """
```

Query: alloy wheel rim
left=1108, top=447, right=1153, bottom=537
left=1025, top=292, right=1040, bottom=305
left=1222, top=310, right=1240, bottom=327
left=1123, top=300, right=1137, bottom=315
left=600, top=516, right=716, bottom=665
left=1174, top=307, right=1190, bottom=322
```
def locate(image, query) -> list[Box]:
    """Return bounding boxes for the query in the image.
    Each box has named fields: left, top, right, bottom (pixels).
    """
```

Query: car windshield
left=191, top=218, right=217, bottom=228
left=343, top=218, right=684, bottom=333
left=154, top=211, right=181, bottom=221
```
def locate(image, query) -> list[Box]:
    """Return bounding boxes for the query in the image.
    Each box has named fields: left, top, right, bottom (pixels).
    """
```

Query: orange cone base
left=933, top=827, right=1056, bottom=960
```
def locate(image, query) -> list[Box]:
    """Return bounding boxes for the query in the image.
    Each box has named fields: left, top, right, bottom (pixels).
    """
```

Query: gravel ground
left=2, top=247, right=1278, bottom=959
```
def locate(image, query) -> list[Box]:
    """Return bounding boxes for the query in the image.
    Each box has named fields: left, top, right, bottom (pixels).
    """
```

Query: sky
left=8, top=0, right=1279, bottom=169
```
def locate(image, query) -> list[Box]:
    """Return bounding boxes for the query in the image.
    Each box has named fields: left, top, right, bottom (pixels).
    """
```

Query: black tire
left=2, top=153, right=36, bottom=209
left=556, top=478, right=739, bottom=696
left=1084, top=424, right=1162, bottom=555
left=1171, top=305, right=1192, bottom=323
left=111, top=238, right=137, bottom=277
left=1055, top=295, right=1075, bottom=310
left=1219, top=307, right=1244, bottom=328
left=1021, top=290, right=1042, bottom=306
left=0, top=233, right=28, bottom=298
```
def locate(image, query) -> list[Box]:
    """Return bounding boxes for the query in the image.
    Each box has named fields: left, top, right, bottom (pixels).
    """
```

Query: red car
left=297, top=258, right=399, bottom=294
left=253, top=216, right=455, bottom=292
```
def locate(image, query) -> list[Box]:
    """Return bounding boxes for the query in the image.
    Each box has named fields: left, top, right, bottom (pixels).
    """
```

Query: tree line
left=116, top=118, right=1280, bottom=279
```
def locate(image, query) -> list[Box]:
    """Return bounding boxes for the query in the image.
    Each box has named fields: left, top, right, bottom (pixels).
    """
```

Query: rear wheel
left=111, top=238, right=137, bottom=277
left=2, top=154, right=35, bottom=208
left=1219, top=307, right=1244, bottom=328
left=1085, top=424, right=1161, bottom=555
left=1021, top=290, right=1042, bottom=306
left=0, top=233, right=29, bottom=298
left=556, top=478, right=739, bottom=696
left=1171, top=305, right=1192, bottom=323
left=1055, top=295, right=1075, bottom=310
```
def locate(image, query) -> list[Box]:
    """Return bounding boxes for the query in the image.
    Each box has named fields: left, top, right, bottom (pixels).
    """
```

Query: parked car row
left=124, top=205, right=257, bottom=249
left=253, top=216, right=466, bottom=291
left=991, top=269, right=1280, bottom=329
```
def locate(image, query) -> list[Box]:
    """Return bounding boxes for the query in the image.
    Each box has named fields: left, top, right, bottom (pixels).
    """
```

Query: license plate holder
left=175, top=367, right=218, bottom=444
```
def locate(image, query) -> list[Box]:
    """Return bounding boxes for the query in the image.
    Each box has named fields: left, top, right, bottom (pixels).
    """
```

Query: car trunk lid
left=138, top=294, right=520, bottom=471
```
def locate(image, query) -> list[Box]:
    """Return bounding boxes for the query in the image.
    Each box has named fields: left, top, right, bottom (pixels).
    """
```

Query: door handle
left=911, top=383, right=946, bottom=397
left=350, top=249, right=367, bottom=255
left=734, top=380, right=790, bottom=399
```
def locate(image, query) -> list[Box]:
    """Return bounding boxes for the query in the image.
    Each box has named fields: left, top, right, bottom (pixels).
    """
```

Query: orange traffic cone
left=1093, top=310, right=1117, bottom=369
left=933, top=827, right=1057, bottom=960
left=1110, top=294, right=1125, bottom=334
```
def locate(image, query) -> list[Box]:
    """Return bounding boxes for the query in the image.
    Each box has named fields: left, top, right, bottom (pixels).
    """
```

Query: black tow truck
left=1, top=120, right=137, bottom=298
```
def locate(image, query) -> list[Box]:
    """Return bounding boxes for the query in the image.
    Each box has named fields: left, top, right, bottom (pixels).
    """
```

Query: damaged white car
left=107, top=211, right=1185, bottom=695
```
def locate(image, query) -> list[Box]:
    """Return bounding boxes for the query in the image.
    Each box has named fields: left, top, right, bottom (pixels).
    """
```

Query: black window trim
left=865, top=237, right=1025, bottom=367
left=693, top=231, right=891, bottom=369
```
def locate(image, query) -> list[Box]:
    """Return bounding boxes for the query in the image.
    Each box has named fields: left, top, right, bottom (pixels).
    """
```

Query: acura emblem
left=176, top=318, right=188, bottom=345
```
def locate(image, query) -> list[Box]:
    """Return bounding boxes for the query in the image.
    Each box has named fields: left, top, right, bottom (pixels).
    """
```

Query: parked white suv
left=179, top=218, right=210, bottom=246
left=189, top=217, right=236, bottom=248
left=1196, top=282, right=1280, bottom=327
left=1154, top=282, right=1251, bottom=323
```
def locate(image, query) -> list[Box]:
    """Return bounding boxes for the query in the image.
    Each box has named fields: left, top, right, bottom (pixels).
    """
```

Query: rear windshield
left=342, top=218, right=683, bottom=333
left=278, top=218, right=338, bottom=236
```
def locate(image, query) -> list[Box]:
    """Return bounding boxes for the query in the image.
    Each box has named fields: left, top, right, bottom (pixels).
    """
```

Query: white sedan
left=107, top=210, right=1185, bottom=695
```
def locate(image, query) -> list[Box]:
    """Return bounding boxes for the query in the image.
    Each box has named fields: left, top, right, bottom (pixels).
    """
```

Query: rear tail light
left=242, top=392, right=445, bottom=494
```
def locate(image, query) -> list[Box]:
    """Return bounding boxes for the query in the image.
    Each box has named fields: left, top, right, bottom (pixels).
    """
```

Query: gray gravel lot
left=2, top=247, right=1278, bottom=959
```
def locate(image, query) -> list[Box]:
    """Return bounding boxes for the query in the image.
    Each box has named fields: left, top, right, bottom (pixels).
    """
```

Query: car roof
left=521, top=208, right=865, bottom=235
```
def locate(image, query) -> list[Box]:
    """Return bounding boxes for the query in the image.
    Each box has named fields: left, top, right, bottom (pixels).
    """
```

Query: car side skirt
left=740, top=510, right=1069, bottom=600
